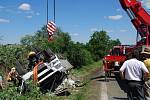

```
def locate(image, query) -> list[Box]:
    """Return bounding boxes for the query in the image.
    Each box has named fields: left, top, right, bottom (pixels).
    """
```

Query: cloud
left=116, top=9, right=121, bottom=12
left=90, top=28, right=99, bottom=32
left=70, top=33, right=79, bottom=36
left=36, top=12, right=40, bottom=16
left=108, top=15, right=123, bottom=20
left=18, top=3, right=31, bottom=11
left=144, top=0, right=150, bottom=9
left=0, top=6, right=4, bottom=9
left=26, top=16, right=32, bottom=19
left=0, top=18, right=10, bottom=23
left=73, top=24, right=79, bottom=27
left=25, top=10, right=34, bottom=14
left=120, top=29, right=127, bottom=32
left=106, top=30, right=114, bottom=33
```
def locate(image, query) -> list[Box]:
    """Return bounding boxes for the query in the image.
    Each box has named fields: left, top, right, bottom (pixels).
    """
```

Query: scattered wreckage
left=15, top=48, right=81, bottom=94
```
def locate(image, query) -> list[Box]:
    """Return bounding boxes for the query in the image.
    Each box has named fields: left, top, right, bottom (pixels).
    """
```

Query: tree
left=87, top=31, right=110, bottom=60
left=67, top=42, right=93, bottom=68
left=20, top=35, right=34, bottom=46
left=108, top=39, right=121, bottom=49
left=0, top=44, right=27, bottom=69
left=87, top=30, right=121, bottom=61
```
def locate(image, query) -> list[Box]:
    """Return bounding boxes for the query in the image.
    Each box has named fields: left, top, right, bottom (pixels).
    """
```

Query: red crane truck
left=103, top=0, right=150, bottom=81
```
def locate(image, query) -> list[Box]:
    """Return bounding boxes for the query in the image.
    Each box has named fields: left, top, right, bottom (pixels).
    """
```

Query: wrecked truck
left=15, top=48, right=79, bottom=94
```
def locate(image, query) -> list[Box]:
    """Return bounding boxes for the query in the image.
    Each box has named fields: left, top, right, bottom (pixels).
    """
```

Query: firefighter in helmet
left=27, top=51, right=38, bottom=71
left=7, top=67, right=21, bottom=85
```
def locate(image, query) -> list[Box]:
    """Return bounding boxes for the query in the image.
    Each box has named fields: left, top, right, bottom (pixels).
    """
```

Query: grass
left=71, top=60, right=103, bottom=77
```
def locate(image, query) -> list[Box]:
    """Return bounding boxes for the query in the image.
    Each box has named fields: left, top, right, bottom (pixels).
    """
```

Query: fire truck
left=103, top=0, right=150, bottom=80
left=103, top=45, right=133, bottom=79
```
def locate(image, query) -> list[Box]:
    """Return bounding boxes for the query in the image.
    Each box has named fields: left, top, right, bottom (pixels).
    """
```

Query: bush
left=67, top=46, right=93, bottom=68
left=0, top=81, right=42, bottom=100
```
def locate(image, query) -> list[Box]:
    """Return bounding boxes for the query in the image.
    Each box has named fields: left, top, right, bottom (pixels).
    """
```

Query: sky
left=0, top=0, right=150, bottom=45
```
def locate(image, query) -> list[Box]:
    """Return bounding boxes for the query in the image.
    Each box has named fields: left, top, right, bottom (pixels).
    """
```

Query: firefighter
left=141, top=47, right=150, bottom=100
left=27, top=51, right=38, bottom=71
left=7, top=67, right=21, bottom=85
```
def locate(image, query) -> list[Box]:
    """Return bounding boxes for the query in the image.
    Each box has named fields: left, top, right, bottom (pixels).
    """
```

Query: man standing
left=120, top=53, right=149, bottom=100
left=141, top=47, right=150, bottom=100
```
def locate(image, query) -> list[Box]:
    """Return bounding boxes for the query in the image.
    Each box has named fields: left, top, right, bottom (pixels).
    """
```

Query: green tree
left=87, top=31, right=110, bottom=61
left=0, top=44, right=27, bottom=68
left=108, top=39, right=121, bottom=50
left=87, top=30, right=121, bottom=61
left=67, top=42, right=93, bottom=68
left=20, top=35, right=34, bottom=46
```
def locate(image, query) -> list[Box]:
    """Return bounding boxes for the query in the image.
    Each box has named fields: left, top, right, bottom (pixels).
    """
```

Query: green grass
left=71, top=60, right=102, bottom=77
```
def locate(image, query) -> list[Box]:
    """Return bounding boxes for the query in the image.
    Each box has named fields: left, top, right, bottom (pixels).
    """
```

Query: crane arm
left=119, top=0, right=150, bottom=45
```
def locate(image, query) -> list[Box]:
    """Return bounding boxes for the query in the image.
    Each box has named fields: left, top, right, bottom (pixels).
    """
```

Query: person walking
left=141, top=47, right=150, bottom=100
left=120, top=53, right=149, bottom=100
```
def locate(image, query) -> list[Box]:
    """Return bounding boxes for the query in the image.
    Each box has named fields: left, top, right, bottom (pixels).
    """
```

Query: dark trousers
left=127, top=81, right=145, bottom=100
left=114, top=73, right=128, bottom=93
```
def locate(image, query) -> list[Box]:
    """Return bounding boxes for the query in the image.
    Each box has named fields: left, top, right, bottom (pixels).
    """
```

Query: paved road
left=87, top=68, right=127, bottom=100
left=103, top=78, right=127, bottom=100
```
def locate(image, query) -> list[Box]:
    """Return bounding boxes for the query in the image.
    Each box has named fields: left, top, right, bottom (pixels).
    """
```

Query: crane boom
left=119, top=0, right=150, bottom=46
left=102, top=0, right=150, bottom=92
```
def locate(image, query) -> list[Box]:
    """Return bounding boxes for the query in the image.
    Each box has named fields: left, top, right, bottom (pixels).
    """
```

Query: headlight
left=114, top=61, right=119, bottom=66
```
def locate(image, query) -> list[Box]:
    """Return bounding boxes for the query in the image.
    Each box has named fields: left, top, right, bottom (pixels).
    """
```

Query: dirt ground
left=86, top=68, right=102, bottom=100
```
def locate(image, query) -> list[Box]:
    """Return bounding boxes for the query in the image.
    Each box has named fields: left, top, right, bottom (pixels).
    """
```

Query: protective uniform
left=7, top=67, right=21, bottom=85
left=27, top=51, right=38, bottom=71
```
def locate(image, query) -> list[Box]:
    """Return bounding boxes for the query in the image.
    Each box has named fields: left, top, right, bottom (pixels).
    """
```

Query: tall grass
left=72, top=61, right=102, bottom=77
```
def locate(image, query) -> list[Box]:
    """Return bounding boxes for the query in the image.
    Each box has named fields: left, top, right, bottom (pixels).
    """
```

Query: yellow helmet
left=28, top=51, right=36, bottom=57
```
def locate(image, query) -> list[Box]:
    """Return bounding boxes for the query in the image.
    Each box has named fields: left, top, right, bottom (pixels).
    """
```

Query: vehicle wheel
left=105, top=71, right=109, bottom=82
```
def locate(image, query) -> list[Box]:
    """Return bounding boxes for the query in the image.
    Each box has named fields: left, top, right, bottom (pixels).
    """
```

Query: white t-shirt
left=120, top=58, right=149, bottom=81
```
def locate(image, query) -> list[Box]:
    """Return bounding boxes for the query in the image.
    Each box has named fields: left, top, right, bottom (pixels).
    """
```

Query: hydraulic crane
left=102, top=0, right=150, bottom=93
left=119, top=0, right=150, bottom=46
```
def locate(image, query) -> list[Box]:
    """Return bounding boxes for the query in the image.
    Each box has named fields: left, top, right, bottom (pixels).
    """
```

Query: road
left=87, top=68, right=127, bottom=100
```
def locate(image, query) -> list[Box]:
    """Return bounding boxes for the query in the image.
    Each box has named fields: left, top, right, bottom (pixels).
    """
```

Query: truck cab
left=103, top=45, right=128, bottom=79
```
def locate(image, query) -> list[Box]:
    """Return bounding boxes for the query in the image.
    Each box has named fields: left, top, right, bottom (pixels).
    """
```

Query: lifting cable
left=46, top=0, right=56, bottom=24
left=46, top=0, right=56, bottom=41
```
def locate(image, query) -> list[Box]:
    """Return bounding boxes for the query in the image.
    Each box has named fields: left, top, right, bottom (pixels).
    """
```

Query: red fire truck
left=103, top=45, right=134, bottom=79
left=103, top=0, right=150, bottom=80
